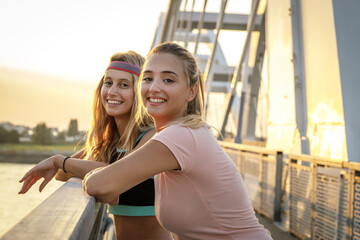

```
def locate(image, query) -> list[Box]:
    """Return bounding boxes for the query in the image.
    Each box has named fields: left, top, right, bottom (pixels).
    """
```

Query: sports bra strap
left=116, top=128, right=153, bottom=154
left=133, top=129, right=152, bottom=148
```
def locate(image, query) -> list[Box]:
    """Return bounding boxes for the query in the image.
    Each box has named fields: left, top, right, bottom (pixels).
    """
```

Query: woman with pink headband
left=18, top=51, right=171, bottom=239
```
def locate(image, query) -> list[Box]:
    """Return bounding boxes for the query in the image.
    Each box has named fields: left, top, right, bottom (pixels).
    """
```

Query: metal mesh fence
left=220, top=141, right=359, bottom=239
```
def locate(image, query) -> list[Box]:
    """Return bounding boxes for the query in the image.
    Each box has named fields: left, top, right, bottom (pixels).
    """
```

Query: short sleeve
left=152, top=125, right=196, bottom=173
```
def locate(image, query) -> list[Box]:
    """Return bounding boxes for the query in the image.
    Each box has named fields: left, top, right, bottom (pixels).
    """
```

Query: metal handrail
left=1, top=178, right=112, bottom=240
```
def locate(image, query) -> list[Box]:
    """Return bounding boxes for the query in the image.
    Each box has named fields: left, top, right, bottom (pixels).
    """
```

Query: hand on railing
left=18, top=155, right=64, bottom=194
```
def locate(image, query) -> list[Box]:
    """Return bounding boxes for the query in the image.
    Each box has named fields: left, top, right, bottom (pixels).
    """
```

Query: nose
left=108, top=84, right=117, bottom=95
left=149, top=78, right=161, bottom=93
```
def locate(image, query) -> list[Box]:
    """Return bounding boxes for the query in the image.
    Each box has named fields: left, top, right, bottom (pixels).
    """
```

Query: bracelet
left=63, top=156, right=71, bottom=173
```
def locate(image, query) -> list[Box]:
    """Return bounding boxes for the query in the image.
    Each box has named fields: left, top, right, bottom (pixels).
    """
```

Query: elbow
left=84, top=181, right=97, bottom=197
left=84, top=175, right=101, bottom=197
left=84, top=175, right=115, bottom=203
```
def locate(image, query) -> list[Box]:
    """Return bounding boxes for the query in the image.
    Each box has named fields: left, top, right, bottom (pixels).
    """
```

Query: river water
left=0, top=163, right=64, bottom=237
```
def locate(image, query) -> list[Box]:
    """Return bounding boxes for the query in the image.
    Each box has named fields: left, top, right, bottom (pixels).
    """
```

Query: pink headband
left=106, top=61, right=142, bottom=76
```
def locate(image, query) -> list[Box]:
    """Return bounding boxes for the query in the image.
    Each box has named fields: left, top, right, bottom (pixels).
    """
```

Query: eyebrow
left=104, top=76, right=133, bottom=82
left=143, top=70, right=179, bottom=77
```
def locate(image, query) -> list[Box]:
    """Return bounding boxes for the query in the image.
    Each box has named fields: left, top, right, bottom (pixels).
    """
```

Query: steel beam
left=193, top=0, right=208, bottom=55
left=183, top=0, right=196, bottom=48
left=332, top=0, right=360, bottom=162
left=238, top=17, right=266, bottom=142
left=160, top=0, right=182, bottom=43
left=290, top=0, right=310, bottom=154
left=178, top=11, right=262, bottom=31
left=219, top=0, right=261, bottom=140
left=203, top=0, right=228, bottom=113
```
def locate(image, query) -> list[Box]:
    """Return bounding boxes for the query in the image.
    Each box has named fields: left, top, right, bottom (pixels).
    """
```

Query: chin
left=106, top=110, right=120, bottom=116
left=146, top=109, right=160, bottom=116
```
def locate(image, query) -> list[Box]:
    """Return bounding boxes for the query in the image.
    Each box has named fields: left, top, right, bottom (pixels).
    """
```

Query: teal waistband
left=108, top=205, right=155, bottom=216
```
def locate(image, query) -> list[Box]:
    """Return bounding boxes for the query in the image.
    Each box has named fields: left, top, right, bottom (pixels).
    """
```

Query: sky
left=0, top=0, right=170, bottom=130
left=0, top=0, right=170, bottom=82
left=0, top=0, right=249, bottom=131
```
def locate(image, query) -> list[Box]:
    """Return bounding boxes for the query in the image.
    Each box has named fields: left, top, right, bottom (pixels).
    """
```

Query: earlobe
left=187, top=83, right=199, bottom=102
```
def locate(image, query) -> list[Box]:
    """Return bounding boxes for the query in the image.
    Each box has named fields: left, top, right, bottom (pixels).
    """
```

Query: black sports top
left=109, top=133, right=155, bottom=206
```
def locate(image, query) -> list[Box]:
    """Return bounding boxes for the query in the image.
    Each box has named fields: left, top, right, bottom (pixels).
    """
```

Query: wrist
left=62, top=156, right=71, bottom=173
left=54, top=155, right=66, bottom=170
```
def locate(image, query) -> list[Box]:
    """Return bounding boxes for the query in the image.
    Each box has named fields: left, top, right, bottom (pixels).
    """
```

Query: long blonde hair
left=137, top=42, right=205, bottom=129
left=85, top=51, right=153, bottom=163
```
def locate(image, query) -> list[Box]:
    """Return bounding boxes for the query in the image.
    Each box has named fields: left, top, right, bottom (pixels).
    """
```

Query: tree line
left=0, top=119, right=83, bottom=145
left=0, top=127, right=19, bottom=143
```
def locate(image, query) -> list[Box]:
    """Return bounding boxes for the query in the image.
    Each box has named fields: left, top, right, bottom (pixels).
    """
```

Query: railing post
left=89, top=204, right=112, bottom=240
left=274, top=151, right=283, bottom=222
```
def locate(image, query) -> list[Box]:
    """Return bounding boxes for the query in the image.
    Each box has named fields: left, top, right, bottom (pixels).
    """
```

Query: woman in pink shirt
left=83, top=42, right=272, bottom=240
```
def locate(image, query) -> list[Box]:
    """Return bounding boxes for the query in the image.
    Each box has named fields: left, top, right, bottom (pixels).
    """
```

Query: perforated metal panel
left=260, top=158, right=276, bottom=218
left=240, top=152, right=260, bottom=176
left=314, top=167, right=340, bottom=240
left=225, top=149, right=239, bottom=166
left=353, top=178, right=360, bottom=239
left=221, top=143, right=360, bottom=239
left=240, top=153, right=261, bottom=209
left=290, top=164, right=312, bottom=239
left=337, top=175, right=350, bottom=240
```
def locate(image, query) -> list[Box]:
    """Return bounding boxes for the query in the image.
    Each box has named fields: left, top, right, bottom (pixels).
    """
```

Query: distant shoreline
left=0, top=150, right=75, bottom=164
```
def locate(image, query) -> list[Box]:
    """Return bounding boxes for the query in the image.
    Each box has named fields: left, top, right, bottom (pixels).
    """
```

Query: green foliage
left=32, top=122, right=52, bottom=145
left=0, top=126, right=6, bottom=143
left=0, top=126, right=20, bottom=143
left=7, top=130, right=19, bottom=143
left=57, top=131, right=66, bottom=141
left=67, top=119, right=79, bottom=137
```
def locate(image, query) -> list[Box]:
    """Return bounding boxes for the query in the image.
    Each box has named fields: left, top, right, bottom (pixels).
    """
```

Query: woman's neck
left=114, top=116, right=130, bottom=141
left=154, top=119, right=170, bottom=132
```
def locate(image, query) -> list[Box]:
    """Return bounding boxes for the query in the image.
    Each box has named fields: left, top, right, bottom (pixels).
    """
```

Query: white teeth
left=149, top=98, right=165, bottom=103
left=108, top=100, right=121, bottom=104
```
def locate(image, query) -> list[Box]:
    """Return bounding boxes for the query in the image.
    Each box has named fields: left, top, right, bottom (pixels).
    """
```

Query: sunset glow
left=0, top=0, right=169, bottom=130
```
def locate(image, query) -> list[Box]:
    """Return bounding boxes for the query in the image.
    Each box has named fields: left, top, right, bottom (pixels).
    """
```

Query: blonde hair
left=84, top=51, right=153, bottom=163
left=137, top=42, right=205, bottom=129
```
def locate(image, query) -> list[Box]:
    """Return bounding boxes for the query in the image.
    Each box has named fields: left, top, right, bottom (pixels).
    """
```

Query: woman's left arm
left=55, top=149, right=86, bottom=181
left=83, top=139, right=180, bottom=203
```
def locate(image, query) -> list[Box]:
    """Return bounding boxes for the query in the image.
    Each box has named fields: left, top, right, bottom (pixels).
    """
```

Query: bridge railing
left=219, top=141, right=360, bottom=240
left=1, top=178, right=113, bottom=240
left=3, top=142, right=359, bottom=240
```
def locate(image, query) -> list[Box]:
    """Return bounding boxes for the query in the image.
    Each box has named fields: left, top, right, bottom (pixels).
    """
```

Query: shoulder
left=152, top=124, right=201, bottom=147
left=157, top=124, right=193, bottom=137
left=133, top=128, right=156, bottom=151
left=159, top=124, right=209, bottom=137
left=152, top=125, right=207, bottom=172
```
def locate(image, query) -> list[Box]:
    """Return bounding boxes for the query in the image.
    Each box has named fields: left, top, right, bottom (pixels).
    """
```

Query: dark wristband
left=63, top=156, right=71, bottom=173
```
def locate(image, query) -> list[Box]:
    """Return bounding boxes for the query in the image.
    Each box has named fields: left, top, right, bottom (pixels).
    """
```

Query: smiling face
left=101, top=69, right=134, bottom=120
left=141, top=52, right=197, bottom=129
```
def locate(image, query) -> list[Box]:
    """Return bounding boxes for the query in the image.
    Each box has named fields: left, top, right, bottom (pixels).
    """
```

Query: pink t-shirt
left=152, top=125, right=272, bottom=240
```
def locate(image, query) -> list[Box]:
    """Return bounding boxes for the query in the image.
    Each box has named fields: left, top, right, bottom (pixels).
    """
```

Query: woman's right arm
left=83, top=139, right=180, bottom=203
